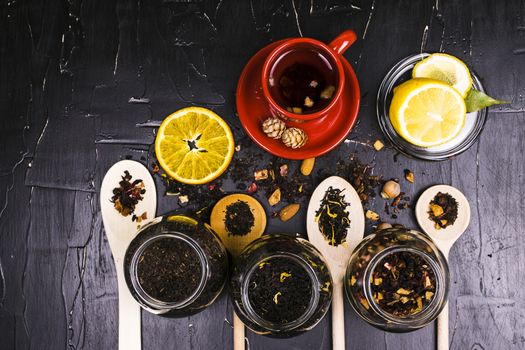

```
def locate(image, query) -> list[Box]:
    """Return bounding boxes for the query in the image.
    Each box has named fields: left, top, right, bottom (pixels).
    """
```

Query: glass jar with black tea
left=124, top=214, right=228, bottom=316
left=344, top=228, right=449, bottom=332
left=230, top=234, right=333, bottom=337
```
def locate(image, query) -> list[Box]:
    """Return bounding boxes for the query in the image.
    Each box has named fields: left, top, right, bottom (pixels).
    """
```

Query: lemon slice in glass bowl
left=389, top=78, right=467, bottom=148
left=155, top=107, right=235, bottom=185
left=412, top=53, right=472, bottom=97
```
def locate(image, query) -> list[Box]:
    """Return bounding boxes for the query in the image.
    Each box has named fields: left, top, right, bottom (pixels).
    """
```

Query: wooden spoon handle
left=437, top=301, right=449, bottom=350
left=116, top=256, right=142, bottom=350
left=332, top=284, right=345, bottom=350
left=233, top=312, right=245, bottom=350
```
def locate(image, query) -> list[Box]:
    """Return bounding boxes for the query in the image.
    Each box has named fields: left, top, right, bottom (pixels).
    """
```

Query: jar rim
left=241, top=253, right=320, bottom=332
left=129, top=233, right=208, bottom=311
left=362, top=245, right=448, bottom=326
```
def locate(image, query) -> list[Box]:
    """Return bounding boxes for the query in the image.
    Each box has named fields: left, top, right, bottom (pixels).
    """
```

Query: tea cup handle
left=329, top=30, right=358, bottom=55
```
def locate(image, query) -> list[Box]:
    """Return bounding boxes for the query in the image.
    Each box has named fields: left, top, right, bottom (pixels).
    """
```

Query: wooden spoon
left=100, top=160, right=157, bottom=350
left=415, top=184, right=470, bottom=350
left=306, top=176, right=365, bottom=350
left=210, top=194, right=267, bottom=350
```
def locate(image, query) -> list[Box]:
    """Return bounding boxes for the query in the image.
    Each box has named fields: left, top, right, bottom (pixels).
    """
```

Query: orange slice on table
left=155, top=107, right=234, bottom=185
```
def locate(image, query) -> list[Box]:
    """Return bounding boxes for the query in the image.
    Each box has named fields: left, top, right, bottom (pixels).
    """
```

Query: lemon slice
left=155, top=107, right=234, bottom=185
left=390, top=78, right=467, bottom=148
left=412, top=53, right=472, bottom=97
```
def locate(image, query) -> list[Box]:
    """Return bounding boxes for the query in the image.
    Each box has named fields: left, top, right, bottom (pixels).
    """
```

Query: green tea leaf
left=465, top=89, right=509, bottom=113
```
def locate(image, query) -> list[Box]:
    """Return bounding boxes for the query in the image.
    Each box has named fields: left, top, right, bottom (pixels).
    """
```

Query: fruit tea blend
left=428, top=192, right=459, bottom=230
left=370, top=251, right=436, bottom=317
left=111, top=170, right=146, bottom=221
left=345, top=229, right=449, bottom=332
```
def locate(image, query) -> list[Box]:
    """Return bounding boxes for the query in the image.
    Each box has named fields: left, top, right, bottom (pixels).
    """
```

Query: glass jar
left=376, top=53, right=487, bottom=161
left=124, top=214, right=228, bottom=316
left=230, top=234, right=333, bottom=338
left=344, top=228, right=449, bottom=332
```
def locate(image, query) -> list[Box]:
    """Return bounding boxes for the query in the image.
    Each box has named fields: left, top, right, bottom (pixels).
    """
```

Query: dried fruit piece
left=246, top=182, right=257, bottom=194
left=268, top=188, right=281, bottom=206
left=429, top=203, right=444, bottom=217
left=381, top=180, right=401, bottom=199
left=281, top=127, right=308, bottom=149
left=320, top=85, right=336, bottom=99
left=365, top=210, right=380, bottom=221
left=254, top=169, right=269, bottom=181
left=279, top=164, right=288, bottom=177
left=359, top=297, right=370, bottom=309
left=279, top=203, right=300, bottom=222
left=373, top=140, right=384, bottom=151
left=262, top=117, right=286, bottom=139
left=292, top=107, right=303, bottom=114
left=300, top=158, right=315, bottom=176
left=304, top=96, right=314, bottom=108
left=404, top=169, right=414, bottom=183
left=396, top=288, right=412, bottom=295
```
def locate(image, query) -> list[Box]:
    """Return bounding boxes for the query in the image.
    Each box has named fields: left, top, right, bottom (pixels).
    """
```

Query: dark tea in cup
left=260, top=30, right=357, bottom=123
left=267, top=46, right=339, bottom=114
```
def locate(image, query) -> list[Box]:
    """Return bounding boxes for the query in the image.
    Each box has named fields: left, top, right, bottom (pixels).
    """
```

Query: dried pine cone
left=262, top=117, right=286, bottom=139
left=281, top=127, right=308, bottom=149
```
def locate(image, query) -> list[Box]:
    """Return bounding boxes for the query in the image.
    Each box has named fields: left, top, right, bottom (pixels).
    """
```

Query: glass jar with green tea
left=230, top=234, right=332, bottom=337
left=124, top=214, right=228, bottom=316
left=345, top=228, right=449, bottom=332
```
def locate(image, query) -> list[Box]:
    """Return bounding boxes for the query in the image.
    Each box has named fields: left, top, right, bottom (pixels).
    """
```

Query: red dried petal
left=247, top=182, right=257, bottom=194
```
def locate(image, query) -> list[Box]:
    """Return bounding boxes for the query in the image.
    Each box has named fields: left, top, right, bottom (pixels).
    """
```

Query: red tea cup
left=261, top=30, right=358, bottom=122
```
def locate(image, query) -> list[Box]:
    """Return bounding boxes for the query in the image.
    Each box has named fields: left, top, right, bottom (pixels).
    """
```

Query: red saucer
left=236, top=40, right=360, bottom=160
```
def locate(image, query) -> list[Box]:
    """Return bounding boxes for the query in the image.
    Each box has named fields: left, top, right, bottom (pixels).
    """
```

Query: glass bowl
left=344, top=228, right=449, bottom=332
left=376, top=53, right=488, bottom=161
left=230, top=234, right=333, bottom=338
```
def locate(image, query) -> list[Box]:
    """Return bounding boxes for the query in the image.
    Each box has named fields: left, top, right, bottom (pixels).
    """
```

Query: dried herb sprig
left=315, top=186, right=351, bottom=246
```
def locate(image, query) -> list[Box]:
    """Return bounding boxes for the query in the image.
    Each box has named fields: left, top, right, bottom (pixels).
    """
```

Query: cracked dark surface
left=1, top=0, right=524, bottom=349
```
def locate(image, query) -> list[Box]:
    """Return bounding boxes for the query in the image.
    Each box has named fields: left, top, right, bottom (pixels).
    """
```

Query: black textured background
left=1, top=0, right=524, bottom=349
